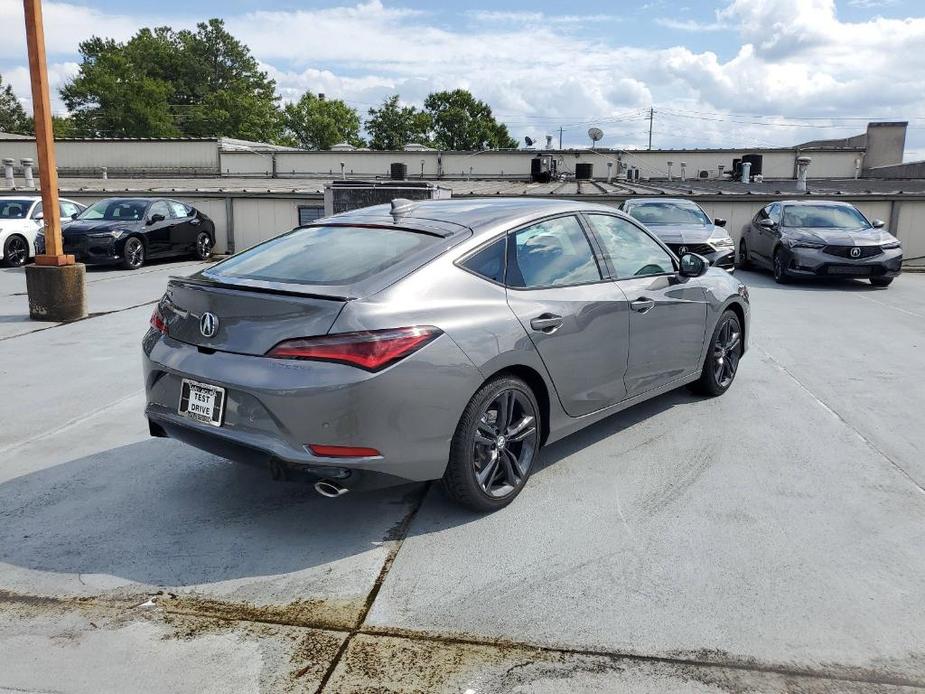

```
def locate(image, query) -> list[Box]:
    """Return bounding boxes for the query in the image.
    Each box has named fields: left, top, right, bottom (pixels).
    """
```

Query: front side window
left=507, top=216, right=601, bottom=289
left=586, top=214, right=675, bottom=279
left=60, top=201, right=81, bottom=218
left=148, top=201, right=171, bottom=220
left=768, top=203, right=781, bottom=224
left=79, top=199, right=148, bottom=221
left=782, top=204, right=869, bottom=229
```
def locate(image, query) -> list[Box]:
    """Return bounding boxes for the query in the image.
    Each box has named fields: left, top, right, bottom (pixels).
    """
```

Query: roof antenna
left=390, top=198, right=416, bottom=218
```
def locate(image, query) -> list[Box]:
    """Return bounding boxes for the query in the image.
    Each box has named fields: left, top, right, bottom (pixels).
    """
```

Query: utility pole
left=23, top=0, right=86, bottom=321
left=648, top=107, right=654, bottom=151
left=559, top=127, right=563, bottom=150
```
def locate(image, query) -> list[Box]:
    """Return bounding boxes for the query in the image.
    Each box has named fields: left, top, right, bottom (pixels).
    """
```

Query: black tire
left=870, top=277, right=893, bottom=287
left=194, top=231, right=213, bottom=261
left=121, top=236, right=145, bottom=270
left=772, top=248, right=789, bottom=284
left=738, top=238, right=751, bottom=269
left=691, top=310, right=743, bottom=397
left=441, top=376, right=541, bottom=512
left=3, top=234, right=29, bottom=267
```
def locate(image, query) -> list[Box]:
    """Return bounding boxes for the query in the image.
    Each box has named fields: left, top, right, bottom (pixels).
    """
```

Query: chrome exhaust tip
left=314, top=479, right=349, bottom=498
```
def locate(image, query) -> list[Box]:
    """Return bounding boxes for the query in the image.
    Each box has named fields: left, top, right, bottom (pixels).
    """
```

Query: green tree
left=365, top=95, right=431, bottom=150
left=282, top=93, right=363, bottom=150
left=0, top=75, right=33, bottom=134
left=60, top=20, right=281, bottom=140
left=423, top=89, right=517, bottom=150
left=51, top=115, right=77, bottom=138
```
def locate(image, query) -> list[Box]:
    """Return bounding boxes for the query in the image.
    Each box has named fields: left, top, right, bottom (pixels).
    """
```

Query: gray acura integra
left=144, top=198, right=750, bottom=511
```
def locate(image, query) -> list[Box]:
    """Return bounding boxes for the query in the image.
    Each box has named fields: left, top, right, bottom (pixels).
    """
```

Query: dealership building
left=0, top=121, right=923, bottom=267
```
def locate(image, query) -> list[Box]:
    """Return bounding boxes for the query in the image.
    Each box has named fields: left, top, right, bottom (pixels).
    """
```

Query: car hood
left=62, top=220, right=139, bottom=237
left=784, top=226, right=897, bottom=246
left=645, top=223, right=717, bottom=244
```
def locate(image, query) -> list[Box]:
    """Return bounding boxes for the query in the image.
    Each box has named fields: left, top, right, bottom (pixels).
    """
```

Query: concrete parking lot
left=0, top=260, right=922, bottom=693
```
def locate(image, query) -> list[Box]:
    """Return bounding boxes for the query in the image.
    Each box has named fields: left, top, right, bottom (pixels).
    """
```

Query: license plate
left=178, top=379, right=225, bottom=426
left=828, top=265, right=870, bottom=275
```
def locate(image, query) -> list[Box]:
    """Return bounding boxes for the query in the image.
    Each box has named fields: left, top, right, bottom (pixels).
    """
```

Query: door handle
left=530, top=314, right=564, bottom=333
left=190, top=219, right=201, bottom=225
left=631, top=298, right=656, bottom=313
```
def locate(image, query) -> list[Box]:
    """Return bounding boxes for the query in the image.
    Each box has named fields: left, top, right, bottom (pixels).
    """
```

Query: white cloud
left=0, top=0, right=922, bottom=155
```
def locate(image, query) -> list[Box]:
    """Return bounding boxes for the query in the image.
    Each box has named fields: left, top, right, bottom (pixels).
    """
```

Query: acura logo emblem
left=200, top=312, right=218, bottom=338
left=850, top=247, right=861, bottom=258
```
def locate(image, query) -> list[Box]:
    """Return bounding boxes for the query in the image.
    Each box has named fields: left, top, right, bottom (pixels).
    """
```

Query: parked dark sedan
left=739, top=200, right=902, bottom=286
left=620, top=198, right=736, bottom=272
left=144, top=198, right=750, bottom=511
left=36, top=197, right=215, bottom=270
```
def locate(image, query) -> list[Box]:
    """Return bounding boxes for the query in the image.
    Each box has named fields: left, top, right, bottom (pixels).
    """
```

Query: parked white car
left=0, top=196, right=86, bottom=267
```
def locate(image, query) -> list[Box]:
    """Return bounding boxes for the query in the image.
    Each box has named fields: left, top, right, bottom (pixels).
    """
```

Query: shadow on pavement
left=0, top=438, right=426, bottom=587
left=736, top=268, right=887, bottom=292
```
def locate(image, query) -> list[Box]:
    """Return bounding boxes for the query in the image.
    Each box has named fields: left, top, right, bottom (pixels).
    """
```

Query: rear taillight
left=266, top=326, right=441, bottom=372
left=149, top=306, right=167, bottom=334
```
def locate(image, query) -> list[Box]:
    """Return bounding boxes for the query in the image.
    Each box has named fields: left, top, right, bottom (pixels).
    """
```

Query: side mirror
left=871, top=219, right=885, bottom=229
left=714, top=218, right=726, bottom=227
left=758, top=218, right=776, bottom=228
left=34, top=212, right=43, bottom=221
left=70, top=212, right=78, bottom=220
left=148, top=213, right=166, bottom=224
left=679, top=253, right=709, bottom=278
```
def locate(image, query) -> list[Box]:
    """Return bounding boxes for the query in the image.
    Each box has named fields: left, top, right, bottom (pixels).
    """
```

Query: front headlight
left=708, top=230, right=734, bottom=249
left=787, top=239, right=825, bottom=249
left=881, top=241, right=901, bottom=249
left=88, top=229, right=126, bottom=239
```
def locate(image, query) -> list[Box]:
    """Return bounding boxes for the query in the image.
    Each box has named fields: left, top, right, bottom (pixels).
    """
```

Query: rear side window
left=461, top=237, right=506, bottom=284
left=507, top=216, right=601, bottom=289
left=208, top=225, right=437, bottom=286
left=168, top=201, right=191, bottom=218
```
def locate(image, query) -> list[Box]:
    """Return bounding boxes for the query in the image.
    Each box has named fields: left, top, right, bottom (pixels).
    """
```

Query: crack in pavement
left=754, top=342, right=925, bottom=495
left=0, top=299, right=157, bottom=343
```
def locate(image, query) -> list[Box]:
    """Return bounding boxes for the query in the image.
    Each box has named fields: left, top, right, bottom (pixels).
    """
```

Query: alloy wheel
left=712, top=316, right=741, bottom=388
left=472, top=388, right=538, bottom=498
left=125, top=238, right=144, bottom=268
left=197, top=233, right=212, bottom=259
left=5, top=237, right=28, bottom=267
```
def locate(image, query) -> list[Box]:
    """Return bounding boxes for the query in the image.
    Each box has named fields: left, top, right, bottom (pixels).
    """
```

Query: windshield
left=782, top=205, right=869, bottom=229
left=0, top=200, right=33, bottom=219
left=78, top=199, right=148, bottom=222
left=207, top=225, right=438, bottom=286
left=626, top=202, right=711, bottom=226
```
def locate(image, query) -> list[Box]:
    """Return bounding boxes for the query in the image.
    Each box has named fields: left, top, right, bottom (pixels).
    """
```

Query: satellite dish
left=588, top=127, right=604, bottom=148
left=524, top=136, right=535, bottom=147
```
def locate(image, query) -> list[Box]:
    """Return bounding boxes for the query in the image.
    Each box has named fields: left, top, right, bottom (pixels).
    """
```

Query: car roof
left=775, top=200, right=860, bottom=207
left=0, top=195, right=41, bottom=201
left=623, top=197, right=703, bottom=207
left=326, top=197, right=626, bottom=237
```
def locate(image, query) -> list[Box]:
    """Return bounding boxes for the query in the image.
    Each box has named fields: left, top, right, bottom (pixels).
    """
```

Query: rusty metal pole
left=22, top=0, right=86, bottom=320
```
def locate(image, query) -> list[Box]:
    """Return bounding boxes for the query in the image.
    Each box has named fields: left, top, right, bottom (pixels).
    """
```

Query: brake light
left=149, top=306, right=167, bottom=334
left=308, top=444, right=381, bottom=458
left=266, top=326, right=441, bottom=371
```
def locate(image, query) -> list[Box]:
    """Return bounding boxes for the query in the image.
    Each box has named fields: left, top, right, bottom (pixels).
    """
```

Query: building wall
left=0, top=140, right=220, bottom=174
left=863, top=122, right=907, bottom=170
left=218, top=147, right=863, bottom=180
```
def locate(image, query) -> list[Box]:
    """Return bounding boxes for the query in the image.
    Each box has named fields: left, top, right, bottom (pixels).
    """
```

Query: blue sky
left=2, top=0, right=924, bottom=157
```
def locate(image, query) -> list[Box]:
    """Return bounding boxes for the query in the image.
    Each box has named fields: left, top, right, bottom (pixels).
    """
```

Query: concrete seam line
left=755, top=343, right=925, bottom=495
left=853, top=291, right=925, bottom=319
left=0, top=388, right=145, bottom=456
left=0, top=299, right=157, bottom=343
left=312, top=482, right=431, bottom=693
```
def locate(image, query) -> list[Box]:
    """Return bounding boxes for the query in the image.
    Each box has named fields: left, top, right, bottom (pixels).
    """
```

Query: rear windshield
left=207, top=225, right=437, bottom=286
left=626, top=202, right=710, bottom=226
left=782, top=205, right=869, bottom=229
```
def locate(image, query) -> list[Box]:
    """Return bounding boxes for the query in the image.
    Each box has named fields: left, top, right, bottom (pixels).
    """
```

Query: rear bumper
left=142, top=330, right=482, bottom=487
left=782, top=246, right=903, bottom=278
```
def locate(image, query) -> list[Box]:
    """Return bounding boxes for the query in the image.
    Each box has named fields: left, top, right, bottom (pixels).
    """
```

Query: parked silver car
left=143, top=199, right=750, bottom=510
